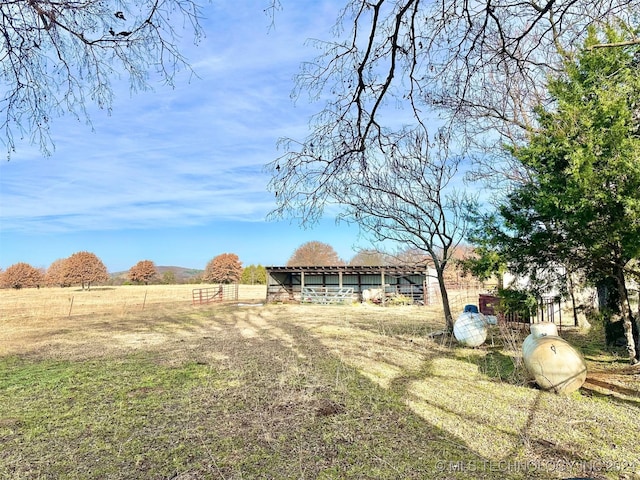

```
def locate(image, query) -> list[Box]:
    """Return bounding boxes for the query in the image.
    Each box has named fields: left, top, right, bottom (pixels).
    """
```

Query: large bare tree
left=340, top=129, right=474, bottom=331
left=348, top=249, right=392, bottom=266
left=0, top=0, right=204, bottom=157
left=287, top=241, right=344, bottom=266
left=268, top=0, right=639, bottom=203
left=267, top=0, right=638, bottom=327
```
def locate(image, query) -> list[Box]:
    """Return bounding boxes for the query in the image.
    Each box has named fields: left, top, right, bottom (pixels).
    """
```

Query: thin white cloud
left=1, top=1, right=346, bottom=235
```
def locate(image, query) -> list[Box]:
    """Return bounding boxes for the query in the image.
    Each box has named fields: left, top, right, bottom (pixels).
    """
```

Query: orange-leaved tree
left=128, top=260, right=157, bottom=285
left=348, top=249, right=391, bottom=266
left=203, top=253, right=243, bottom=284
left=287, top=241, right=343, bottom=266
left=45, top=258, right=70, bottom=287
left=1, top=262, right=44, bottom=289
left=62, top=251, right=109, bottom=290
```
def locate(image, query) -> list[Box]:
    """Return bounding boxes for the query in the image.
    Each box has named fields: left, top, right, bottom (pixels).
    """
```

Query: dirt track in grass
left=1, top=286, right=639, bottom=479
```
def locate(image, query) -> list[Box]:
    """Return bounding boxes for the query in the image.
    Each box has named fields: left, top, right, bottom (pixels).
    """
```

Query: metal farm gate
left=192, top=284, right=239, bottom=305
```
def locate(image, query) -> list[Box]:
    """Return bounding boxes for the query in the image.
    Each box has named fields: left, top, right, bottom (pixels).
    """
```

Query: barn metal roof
left=265, top=265, right=431, bottom=275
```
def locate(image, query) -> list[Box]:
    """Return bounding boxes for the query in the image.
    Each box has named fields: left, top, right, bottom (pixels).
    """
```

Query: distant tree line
left=2, top=243, right=475, bottom=290
left=1, top=252, right=260, bottom=289
left=1, top=251, right=108, bottom=290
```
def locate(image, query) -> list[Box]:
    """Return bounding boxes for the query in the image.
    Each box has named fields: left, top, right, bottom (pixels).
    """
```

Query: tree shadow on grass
left=70, top=287, right=117, bottom=291
left=273, top=314, right=606, bottom=479
left=282, top=310, right=640, bottom=475
left=3, top=303, right=635, bottom=479
left=452, top=348, right=529, bottom=386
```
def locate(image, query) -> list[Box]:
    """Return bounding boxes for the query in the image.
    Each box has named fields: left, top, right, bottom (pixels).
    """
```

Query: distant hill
left=110, top=265, right=204, bottom=284
left=156, top=266, right=204, bottom=282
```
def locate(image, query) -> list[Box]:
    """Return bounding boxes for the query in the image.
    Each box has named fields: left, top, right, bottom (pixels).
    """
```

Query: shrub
left=496, top=288, right=537, bottom=321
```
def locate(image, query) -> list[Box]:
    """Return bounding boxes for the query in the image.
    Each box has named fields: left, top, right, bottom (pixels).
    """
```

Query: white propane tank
left=529, top=322, right=558, bottom=338
left=453, top=312, right=488, bottom=347
left=522, top=327, right=587, bottom=394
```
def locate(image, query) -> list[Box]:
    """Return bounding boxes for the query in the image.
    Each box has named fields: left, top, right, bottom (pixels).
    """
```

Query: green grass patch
left=0, top=341, right=500, bottom=479
left=1, top=302, right=639, bottom=479
left=0, top=354, right=228, bottom=478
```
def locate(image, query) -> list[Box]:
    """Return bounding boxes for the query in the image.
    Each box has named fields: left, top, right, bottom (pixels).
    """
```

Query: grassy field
left=0, top=284, right=268, bottom=321
left=1, top=286, right=639, bottom=479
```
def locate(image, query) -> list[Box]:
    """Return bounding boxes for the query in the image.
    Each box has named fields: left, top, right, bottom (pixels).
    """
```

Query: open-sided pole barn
left=265, top=265, right=436, bottom=305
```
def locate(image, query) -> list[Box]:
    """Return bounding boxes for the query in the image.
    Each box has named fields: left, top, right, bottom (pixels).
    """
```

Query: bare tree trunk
left=567, top=271, right=579, bottom=327
left=436, top=267, right=454, bottom=332
left=614, top=267, right=638, bottom=364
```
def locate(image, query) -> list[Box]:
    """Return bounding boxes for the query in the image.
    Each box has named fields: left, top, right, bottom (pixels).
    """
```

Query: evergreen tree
left=495, top=26, right=640, bottom=363
left=241, top=265, right=267, bottom=285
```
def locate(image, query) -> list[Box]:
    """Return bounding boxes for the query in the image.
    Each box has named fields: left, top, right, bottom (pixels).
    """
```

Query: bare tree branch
left=336, top=128, right=476, bottom=329
left=0, top=0, right=206, bottom=158
left=269, top=0, right=640, bottom=219
left=590, top=38, right=640, bottom=48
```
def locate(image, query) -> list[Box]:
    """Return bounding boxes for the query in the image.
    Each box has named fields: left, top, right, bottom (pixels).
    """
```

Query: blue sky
left=0, top=0, right=370, bottom=272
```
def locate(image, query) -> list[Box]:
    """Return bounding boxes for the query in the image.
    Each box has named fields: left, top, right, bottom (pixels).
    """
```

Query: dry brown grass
left=0, top=284, right=266, bottom=360
left=1, top=287, right=639, bottom=479
left=0, top=284, right=267, bottom=321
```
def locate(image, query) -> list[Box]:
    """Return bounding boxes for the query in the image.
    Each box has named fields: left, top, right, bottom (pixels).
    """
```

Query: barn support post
left=423, top=278, right=428, bottom=306
left=381, top=269, right=386, bottom=306
left=288, top=273, right=294, bottom=300
left=265, top=265, right=430, bottom=304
